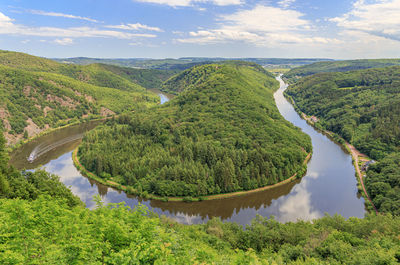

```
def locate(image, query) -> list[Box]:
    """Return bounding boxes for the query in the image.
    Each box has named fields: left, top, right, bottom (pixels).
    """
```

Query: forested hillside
left=0, top=50, right=175, bottom=91
left=1, top=131, right=399, bottom=264
left=95, top=63, right=178, bottom=89
left=0, top=50, right=160, bottom=145
left=286, top=66, right=400, bottom=215
left=78, top=62, right=311, bottom=198
left=161, top=61, right=269, bottom=95
left=284, top=59, right=400, bottom=83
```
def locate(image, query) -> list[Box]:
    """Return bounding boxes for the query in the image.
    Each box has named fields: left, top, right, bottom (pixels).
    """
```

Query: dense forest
left=1, top=131, right=399, bottom=264
left=284, top=59, right=400, bottom=83
left=0, top=50, right=176, bottom=91
left=78, top=62, right=312, bottom=198
left=0, top=50, right=161, bottom=146
left=286, top=66, right=400, bottom=215
left=92, top=64, right=178, bottom=89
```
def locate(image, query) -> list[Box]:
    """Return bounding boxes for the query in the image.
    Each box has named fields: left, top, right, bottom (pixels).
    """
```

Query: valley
left=9, top=75, right=365, bottom=225
left=1, top=51, right=399, bottom=264
left=2, top=1, right=400, bottom=263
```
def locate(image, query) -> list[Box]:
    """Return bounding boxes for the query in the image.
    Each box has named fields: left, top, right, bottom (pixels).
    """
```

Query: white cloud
left=172, top=30, right=184, bottom=35
left=275, top=177, right=323, bottom=222
left=54, top=38, right=74, bottom=45
left=278, top=0, right=296, bottom=8
left=220, top=5, right=309, bottom=32
left=106, top=23, right=163, bottom=32
left=134, top=0, right=242, bottom=7
left=176, top=5, right=338, bottom=46
left=28, top=9, right=99, bottom=23
left=0, top=12, right=13, bottom=23
left=129, top=42, right=143, bottom=46
left=0, top=12, right=157, bottom=40
left=330, top=0, right=400, bottom=42
left=211, top=0, right=242, bottom=5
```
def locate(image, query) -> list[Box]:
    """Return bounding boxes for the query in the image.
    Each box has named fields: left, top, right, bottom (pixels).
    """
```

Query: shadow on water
left=9, top=84, right=365, bottom=225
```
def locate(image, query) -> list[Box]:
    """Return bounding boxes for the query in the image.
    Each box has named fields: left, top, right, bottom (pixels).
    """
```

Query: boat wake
left=27, top=133, right=84, bottom=163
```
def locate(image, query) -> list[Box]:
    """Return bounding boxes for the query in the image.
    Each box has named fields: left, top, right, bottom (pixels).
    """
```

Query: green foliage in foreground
left=286, top=66, right=400, bottom=215
left=78, top=63, right=311, bottom=197
left=1, top=127, right=399, bottom=265
left=1, top=196, right=399, bottom=265
left=284, top=59, right=400, bottom=83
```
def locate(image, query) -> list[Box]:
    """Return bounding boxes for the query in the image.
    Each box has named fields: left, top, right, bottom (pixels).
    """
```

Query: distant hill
left=181, top=57, right=333, bottom=66
left=0, top=50, right=159, bottom=146
left=284, top=59, right=400, bottom=82
left=53, top=56, right=331, bottom=70
left=94, top=64, right=178, bottom=89
left=161, top=61, right=273, bottom=95
left=0, top=50, right=172, bottom=91
left=77, top=62, right=311, bottom=198
left=0, top=50, right=61, bottom=72
left=53, top=57, right=213, bottom=70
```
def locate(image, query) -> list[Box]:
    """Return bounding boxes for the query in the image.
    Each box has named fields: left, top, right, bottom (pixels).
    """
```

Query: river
left=10, top=80, right=365, bottom=225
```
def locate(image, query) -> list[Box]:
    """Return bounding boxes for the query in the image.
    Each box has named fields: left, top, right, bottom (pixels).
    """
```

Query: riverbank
left=6, top=89, right=167, bottom=154
left=73, top=147, right=311, bottom=202
left=6, top=116, right=108, bottom=154
left=283, top=92, right=378, bottom=214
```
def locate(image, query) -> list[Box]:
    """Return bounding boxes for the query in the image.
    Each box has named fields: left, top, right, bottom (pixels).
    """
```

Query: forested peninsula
left=285, top=66, right=400, bottom=215
left=77, top=62, right=312, bottom=198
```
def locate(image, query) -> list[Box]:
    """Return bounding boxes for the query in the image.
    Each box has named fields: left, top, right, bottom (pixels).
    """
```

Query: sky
left=0, top=0, right=400, bottom=59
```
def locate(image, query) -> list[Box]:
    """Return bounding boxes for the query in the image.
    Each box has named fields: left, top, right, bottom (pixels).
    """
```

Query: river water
left=10, top=80, right=365, bottom=225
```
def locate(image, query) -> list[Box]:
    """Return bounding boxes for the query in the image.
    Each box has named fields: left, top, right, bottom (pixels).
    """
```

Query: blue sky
left=0, top=0, right=400, bottom=59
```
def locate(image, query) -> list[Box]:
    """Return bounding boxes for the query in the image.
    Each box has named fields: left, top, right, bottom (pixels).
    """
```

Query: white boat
left=27, top=153, right=35, bottom=163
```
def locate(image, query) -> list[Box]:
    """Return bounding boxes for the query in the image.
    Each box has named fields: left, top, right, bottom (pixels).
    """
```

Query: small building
left=310, top=116, right=319, bottom=123
left=362, top=160, right=376, bottom=172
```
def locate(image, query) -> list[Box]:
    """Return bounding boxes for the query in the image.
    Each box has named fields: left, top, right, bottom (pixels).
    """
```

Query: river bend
left=10, top=81, right=365, bottom=225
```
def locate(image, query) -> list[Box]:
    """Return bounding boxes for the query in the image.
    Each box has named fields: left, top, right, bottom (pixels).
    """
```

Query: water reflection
left=273, top=175, right=323, bottom=222
left=9, top=121, right=103, bottom=170
left=9, top=82, right=365, bottom=225
left=151, top=178, right=301, bottom=223
left=148, top=89, right=175, bottom=104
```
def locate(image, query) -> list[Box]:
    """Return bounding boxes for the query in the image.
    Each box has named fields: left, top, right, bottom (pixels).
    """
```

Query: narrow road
left=346, top=143, right=379, bottom=214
